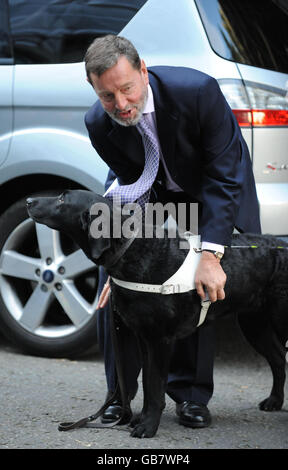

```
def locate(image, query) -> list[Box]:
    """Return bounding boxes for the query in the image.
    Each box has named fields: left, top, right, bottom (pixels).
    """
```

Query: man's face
left=89, top=56, right=149, bottom=126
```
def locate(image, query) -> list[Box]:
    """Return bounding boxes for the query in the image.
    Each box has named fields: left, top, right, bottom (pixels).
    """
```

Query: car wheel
left=0, top=194, right=99, bottom=357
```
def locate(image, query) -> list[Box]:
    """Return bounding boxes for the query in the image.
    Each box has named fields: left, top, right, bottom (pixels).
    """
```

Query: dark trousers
left=96, top=187, right=215, bottom=405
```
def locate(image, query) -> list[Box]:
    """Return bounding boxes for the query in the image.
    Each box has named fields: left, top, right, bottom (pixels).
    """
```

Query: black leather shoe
left=101, top=400, right=132, bottom=425
left=176, top=401, right=212, bottom=428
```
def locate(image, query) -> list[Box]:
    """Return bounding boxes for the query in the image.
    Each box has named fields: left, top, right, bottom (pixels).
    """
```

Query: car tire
left=0, top=193, right=99, bottom=358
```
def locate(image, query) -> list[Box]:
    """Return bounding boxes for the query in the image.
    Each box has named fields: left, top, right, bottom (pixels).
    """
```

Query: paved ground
left=0, top=315, right=287, bottom=451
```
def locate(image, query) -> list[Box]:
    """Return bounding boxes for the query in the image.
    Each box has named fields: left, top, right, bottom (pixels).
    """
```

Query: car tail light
left=218, top=79, right=288, bottom=127
left=231, top=110, right=252, bottom=127
left=251, top=109, right=288, bottom=126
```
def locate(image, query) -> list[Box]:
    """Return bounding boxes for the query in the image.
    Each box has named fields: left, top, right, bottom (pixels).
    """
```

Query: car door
left=192, top=0, right=288, bottom=235
left=0, top=0, right=13, bottom=166
left=233, top=1, right=288, bottom=234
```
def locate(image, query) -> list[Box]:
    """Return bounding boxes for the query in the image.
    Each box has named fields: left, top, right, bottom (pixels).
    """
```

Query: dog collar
left=103, top=227, right=140, bottom=269
left=111, top=233, right=211, bottom=327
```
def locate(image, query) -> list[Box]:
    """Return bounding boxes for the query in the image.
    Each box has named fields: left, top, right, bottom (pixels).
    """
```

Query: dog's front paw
left=131, top=423, right=158, bottom=438
left=130, top=417, right=159, bottom=438
left=259, top=395, right=283, bottom=411
left=129, top=413, right=141, bottom=428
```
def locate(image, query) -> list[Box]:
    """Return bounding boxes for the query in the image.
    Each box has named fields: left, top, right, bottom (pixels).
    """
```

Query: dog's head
left=26, top=190, right=114, bottom=262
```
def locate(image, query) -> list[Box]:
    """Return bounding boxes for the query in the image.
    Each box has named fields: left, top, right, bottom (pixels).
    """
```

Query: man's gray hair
left=84, top=35, right=141, bottom=82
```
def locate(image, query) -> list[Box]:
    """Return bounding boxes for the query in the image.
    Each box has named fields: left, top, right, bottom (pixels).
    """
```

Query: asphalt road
left=0, top=315, right=287, bottom=451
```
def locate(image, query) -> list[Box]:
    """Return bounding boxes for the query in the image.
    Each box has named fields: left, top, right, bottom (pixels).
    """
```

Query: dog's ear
left=80, top=210, right=90, bottom=232
left=86, top=205, right=112, bottom=261
left=88, top=234, right=111, bottom=261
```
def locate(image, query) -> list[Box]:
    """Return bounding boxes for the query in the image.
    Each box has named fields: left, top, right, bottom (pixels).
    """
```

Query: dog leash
left=58, top=296, right=129, bottom=432
left=227, top=245, right=288, bottom=249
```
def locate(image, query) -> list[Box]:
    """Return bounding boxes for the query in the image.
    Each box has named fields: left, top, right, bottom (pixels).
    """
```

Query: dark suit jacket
left=85, top=66, right=261, bottom=246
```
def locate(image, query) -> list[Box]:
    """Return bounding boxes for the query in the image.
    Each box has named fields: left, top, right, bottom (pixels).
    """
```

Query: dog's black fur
left=27, top=189, right=288, bottom=438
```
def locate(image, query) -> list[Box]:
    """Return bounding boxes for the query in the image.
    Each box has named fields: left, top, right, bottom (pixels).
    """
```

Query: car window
left=0, top=0, right=13, bottom=60
left=195, top=0, right=288, bottom=74
left=8, top=0, right=147, bottom=64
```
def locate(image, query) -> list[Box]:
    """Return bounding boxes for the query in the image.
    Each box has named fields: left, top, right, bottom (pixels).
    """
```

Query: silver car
left=0, top=0, right=287, bottom=357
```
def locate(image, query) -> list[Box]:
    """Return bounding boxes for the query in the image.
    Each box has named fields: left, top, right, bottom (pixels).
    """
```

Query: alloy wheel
left=0, top=217, right=98, bottom=339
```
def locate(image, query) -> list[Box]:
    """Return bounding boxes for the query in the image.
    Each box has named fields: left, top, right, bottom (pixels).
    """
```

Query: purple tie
left=106, top=114, right=160, bottom=209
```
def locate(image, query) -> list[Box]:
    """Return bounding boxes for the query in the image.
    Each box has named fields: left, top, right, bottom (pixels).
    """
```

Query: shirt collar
left=143, top=84, right=155, bottom=114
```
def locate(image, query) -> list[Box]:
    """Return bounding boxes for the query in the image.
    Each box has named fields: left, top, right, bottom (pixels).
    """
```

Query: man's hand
left=195, top=251, right=226, bottom=302
left=96, top=276, right=111, bottom=309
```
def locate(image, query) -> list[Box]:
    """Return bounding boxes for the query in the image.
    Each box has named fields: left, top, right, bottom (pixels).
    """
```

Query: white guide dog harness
left=111, top=233, right=211, bottom=327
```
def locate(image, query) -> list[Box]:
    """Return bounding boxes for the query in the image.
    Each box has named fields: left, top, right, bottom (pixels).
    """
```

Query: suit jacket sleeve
left=196, top=77, right=244, bottom=245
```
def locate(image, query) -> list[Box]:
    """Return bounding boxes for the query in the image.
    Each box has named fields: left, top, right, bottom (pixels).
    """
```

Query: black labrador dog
left=26, top=189, right=288, bottom=438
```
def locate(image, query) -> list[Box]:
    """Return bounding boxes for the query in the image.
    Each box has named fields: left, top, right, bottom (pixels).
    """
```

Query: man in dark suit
left=84, top=35, right=261, bottom=428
